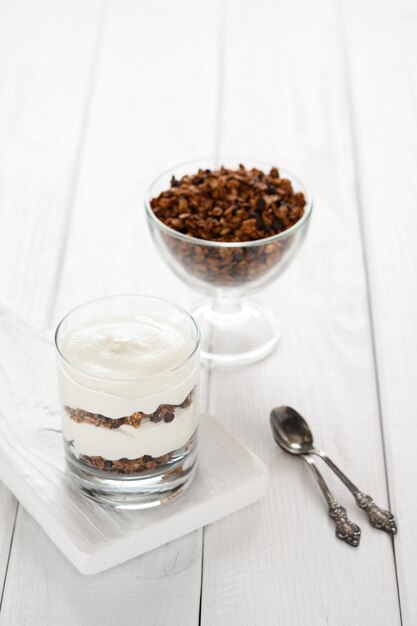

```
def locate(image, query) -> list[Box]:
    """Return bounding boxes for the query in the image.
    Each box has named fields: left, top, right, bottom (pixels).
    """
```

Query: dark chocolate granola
left=149, top=165, right=308, bottom=287
left=65, top=390, right=193, bottom=430
left=150, top=165, right=305, bottom=242
left=81, top=451, right=171, bottom=474
left=77, top=435, right=194, bottom=475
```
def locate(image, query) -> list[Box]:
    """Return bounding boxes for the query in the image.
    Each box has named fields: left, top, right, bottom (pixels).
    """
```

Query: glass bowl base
left=191, top=299, right=281, bottom=366
left=65, top=436, right=197, bottom=510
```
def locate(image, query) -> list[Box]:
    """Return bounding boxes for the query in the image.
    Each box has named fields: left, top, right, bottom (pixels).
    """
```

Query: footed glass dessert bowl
left=145, top=158, right=313, bottom=365
left=55, top=295, right=200, bottom=509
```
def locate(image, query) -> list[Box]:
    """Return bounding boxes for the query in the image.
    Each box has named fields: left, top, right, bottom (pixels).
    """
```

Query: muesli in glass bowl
left=145, top=158, right=312, bottom=365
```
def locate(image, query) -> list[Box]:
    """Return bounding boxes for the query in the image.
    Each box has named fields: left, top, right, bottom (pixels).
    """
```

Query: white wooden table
left=0, top=0, right=415, bottom=623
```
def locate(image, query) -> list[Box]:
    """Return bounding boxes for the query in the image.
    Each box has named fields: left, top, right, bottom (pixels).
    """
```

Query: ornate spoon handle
left=314, top=450, right=397, bottom=535
left=302, top=455, right=361, bottom=547
left=354, top=492, right=397, bottom=534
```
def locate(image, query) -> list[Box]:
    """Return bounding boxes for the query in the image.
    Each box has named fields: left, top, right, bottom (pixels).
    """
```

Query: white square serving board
left=0, top=309, right=268, bottom=575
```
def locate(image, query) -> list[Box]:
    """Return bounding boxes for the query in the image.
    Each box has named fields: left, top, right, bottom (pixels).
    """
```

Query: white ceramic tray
left=0, top=309, right=268, bottom=574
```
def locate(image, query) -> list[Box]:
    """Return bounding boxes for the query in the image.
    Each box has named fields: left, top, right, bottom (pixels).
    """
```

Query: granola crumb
left=150, top=165, right=306, bottom=243
left=149, top=165, right=307, bottom=287
left=64, top=389, right=194, bottom=430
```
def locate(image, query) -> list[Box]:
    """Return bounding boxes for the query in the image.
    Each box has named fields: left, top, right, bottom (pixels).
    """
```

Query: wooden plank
left=0, top=486, right=15, bottom=599
left=200, top=0, right=401, bottom=624
left=0, top=0, right=103, bottom=608
left=343, top=1, right=417, bottom=622
left=1, top=0, right=220, bottom=623
left=0, top=0, right=103, bottom=326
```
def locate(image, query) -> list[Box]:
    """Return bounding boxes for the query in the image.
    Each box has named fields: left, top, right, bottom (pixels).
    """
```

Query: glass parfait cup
left=145, top=158, right=313, bottom=365
left=55, top=295, right=200, bottom=509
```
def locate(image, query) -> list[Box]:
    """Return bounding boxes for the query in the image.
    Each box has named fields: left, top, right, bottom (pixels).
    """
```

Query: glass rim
left=144, top=156, right=313, bottom=249
left=54, top=294, right=201, bottom=382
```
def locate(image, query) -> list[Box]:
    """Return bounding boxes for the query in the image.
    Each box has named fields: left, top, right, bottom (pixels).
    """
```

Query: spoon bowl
left=270, top=406, right=314, bottom=454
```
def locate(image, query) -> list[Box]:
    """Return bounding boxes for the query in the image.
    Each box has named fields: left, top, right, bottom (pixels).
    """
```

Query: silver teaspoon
left=270, top=406, right=397, bottom=535
left=270, top=413, right=361, bottom=547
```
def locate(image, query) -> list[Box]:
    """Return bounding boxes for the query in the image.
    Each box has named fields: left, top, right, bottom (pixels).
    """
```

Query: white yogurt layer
left=57, top=314, right=199, bottom=418
left=63, top=406, right=198, bottom=460
left=61, top=315, right=195, bottom=379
